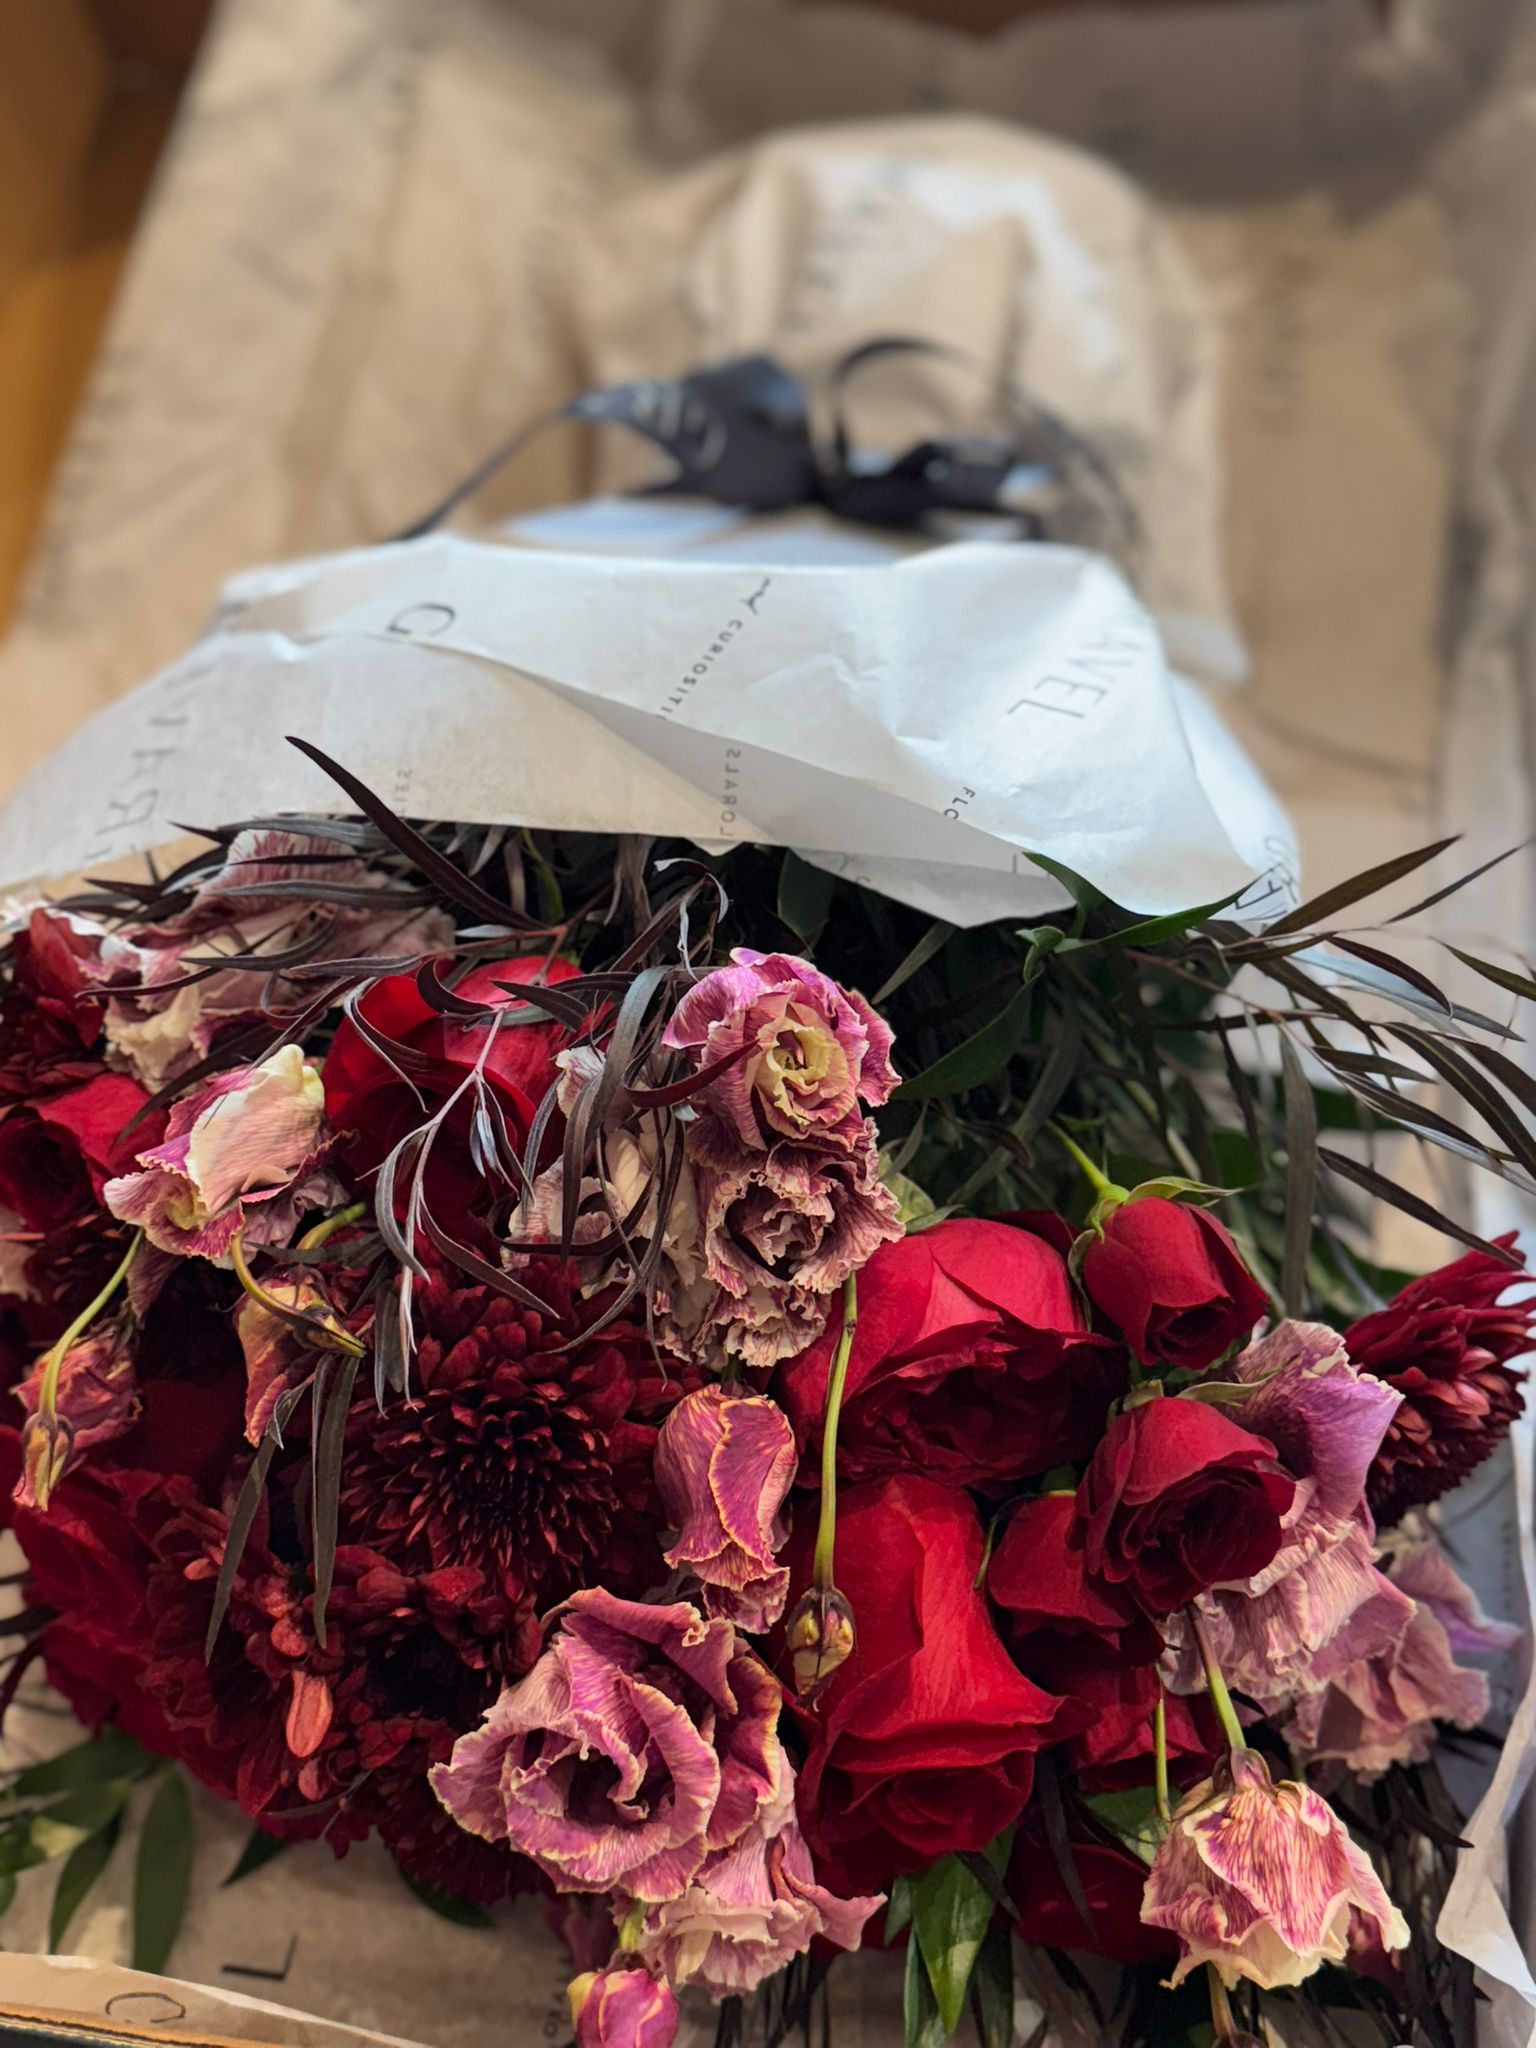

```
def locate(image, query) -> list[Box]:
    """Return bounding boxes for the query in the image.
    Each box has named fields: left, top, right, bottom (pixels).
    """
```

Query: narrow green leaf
left=902, top=1927, right=948, bottom=2048
left=1261, top=836, right=1458, bottom=938
left=884, top=1874, right=915, bottom=1944
left=50, top=1815, right=121, bottom=1953
left=971, top=1922, right=1014, bottom=2048
left=0, top=1872, right=16, bottom=1917
left=207, top=1418, right=288, bottom=1657
left=1021, top=853, right=1105, bottom=917
left=1278, top=1036, right=1317, bottom=1317
left=1445, top=943, right=1536, bottom=1008
left=399, top=1867, right=494, bottom=1928
left=912, top=1845, right=1006, bottom=2037
left=777, top=852, right=836, bottom=942
left=222, top=1826, right=290, bottom=1887
left=897, top=984, right=1032, bottom=1101
left=11, top=1731, right=156, bottom=1802
left=311, top=1350, right=361, bottom=1650
left=1094, top=893, right=1240, bottom=949
left=873, top=920, right=955, bottom=1005
left=1385, top=839, right=1527, bottom=925
left=132, top=1771, right=193, bottom=1974
left=28, top=1782, right=137, bottom=1862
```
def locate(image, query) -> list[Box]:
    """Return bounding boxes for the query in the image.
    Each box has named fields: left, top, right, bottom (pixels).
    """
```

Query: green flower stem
left=812, top=1273, right=858, bottom=1588
left=298, top=1202, right=368, bottom=1252
left=229, top=1235, right=367, bottom=1359
left=1153, top=1688, right=1171, bottom=1827
left=1049, top=1125, right=1120, bottom=1201
left=1191, top=1609, right=1248, bottom=1755
left=35, top=1231, right=141, bottom=1421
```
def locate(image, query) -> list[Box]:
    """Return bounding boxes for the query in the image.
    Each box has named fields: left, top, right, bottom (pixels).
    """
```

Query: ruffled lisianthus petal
left=1231, top=1319, right=1403, bottom=1520
left=432, top=1590, right=782, bottom=1903
left=1287, top=1534, right=1518, bottom=1775
left=1163, top=1503, right=1415, bottom=1711
left=1141, top=1748, right=1408, bottom=1990
left=778, top=1219, right=1124, bottom=1488
left=661, top=949, right=896, bottom=1149
left=1161, top=1327, right=1413, bottom=1709
left=98, top=830, right=455, bottom=1092
left=1347, top=1239, right=1534, bottom=1524
left=691, top=1118, right=903, bottom=1368
left=623, top=1765, right=880, bottom=1997
left=656, top=1386, right=796, bottom=1631
left=105, top=1046, right=335, bottom=1258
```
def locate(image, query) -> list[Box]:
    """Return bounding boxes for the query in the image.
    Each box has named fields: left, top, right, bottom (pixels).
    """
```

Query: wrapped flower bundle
left=0, top=752, right=1530, bottom=2048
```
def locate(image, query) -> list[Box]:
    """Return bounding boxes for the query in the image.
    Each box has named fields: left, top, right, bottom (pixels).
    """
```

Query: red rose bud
left=1076, top=1396, right=1294, bottom=1614
left=785, top=1584, right=856, bottom=1701
left=568, top=1964, right=680, bottom=2048
left=1347, top=1238, right=1533, bottom=1524
left=1081, top=1196, right=1269, bottom=1373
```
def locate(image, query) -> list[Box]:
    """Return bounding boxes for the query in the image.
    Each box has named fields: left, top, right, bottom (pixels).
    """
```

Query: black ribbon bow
left=395, top=340, right=1137, bottom=558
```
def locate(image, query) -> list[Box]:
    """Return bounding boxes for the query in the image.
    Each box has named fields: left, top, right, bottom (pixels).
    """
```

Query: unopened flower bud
left=785, top=1584, right=855, bottom=1701
left=19, top=1410, right=72, bottom=1513
left=567, top=1964, right=680, bottom=2048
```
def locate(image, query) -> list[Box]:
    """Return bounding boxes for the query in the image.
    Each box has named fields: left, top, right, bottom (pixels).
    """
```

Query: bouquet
left=0, top=740, right=1530, bottom=2048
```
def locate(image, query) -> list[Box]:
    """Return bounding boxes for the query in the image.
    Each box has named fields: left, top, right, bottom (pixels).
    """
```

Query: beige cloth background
left=3, top=0, right=1536, bottom=2042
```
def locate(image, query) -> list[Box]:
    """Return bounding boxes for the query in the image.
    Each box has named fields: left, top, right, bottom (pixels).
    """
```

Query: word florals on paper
left=0, top=741, right=1531, bottom=2047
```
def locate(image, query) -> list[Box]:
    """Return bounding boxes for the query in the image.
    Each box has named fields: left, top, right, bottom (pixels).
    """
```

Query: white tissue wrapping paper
left=0, top=532, right=1297, bottom=929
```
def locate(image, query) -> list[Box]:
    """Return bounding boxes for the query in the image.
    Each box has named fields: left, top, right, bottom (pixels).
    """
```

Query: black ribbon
left=394, top=339, right=1137, bottom=557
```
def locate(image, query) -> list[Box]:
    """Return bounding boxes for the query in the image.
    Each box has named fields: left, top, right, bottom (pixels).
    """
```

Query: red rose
left=1081, top=1197, right=1269, bottom=1372
left=989, top=1492, right=1161, bottom=1665
left=776, top=1220, right=1125, bottom=1489
left=1075, top=1397, right=1293, bottom=1614
left=0, top=1074, right=154, bottom=1233
left=322, top=955, right=579, bottom=1219
left=0, top=908, right=106, bottom=1101
left=1347, top=1239, right=1533, bottom=1524
left=1007, top=1811, right=1173, bottom=1965
left=989, top=1495, right=1218, bottom=1786
left=788, top=1476, right=1077, bottom=1895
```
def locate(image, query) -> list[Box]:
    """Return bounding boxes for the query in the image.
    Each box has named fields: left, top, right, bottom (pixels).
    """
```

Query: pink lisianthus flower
left=1141, top=1746, right=1408, bottom=1990
left=1163, top=1321, right=1413, bottom=1709
left=1288, top=1533, right=1519, bottom=1775
left=661, top=950, right=896, bottom=1151
left=430, top=1589, right=781, bottom=1901
left=622, top=1762, right=881, bottom=1997
left=692, top=1120, right=902, bottom=1368
left=655, top=1387, right=797, bottom=1632
left=99, top=830, right=455, bottom=1093
left=104, top=1045, right=337, bottom=1260
left=13, top=1320, right=138, bottom=1507
left=568, top=1964, right=680, bottom=2048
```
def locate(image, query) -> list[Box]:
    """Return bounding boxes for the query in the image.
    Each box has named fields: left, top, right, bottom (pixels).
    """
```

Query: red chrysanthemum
left=1348, top=1238, right=1533, bottom=1525
left=339, top=1257, right=695, bottom=1613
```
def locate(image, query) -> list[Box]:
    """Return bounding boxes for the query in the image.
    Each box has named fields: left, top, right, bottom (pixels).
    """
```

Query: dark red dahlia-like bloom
left=1348, top=1239, right=1533, bottom=1525
left=339, top=1257, right=694, bottom=1613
